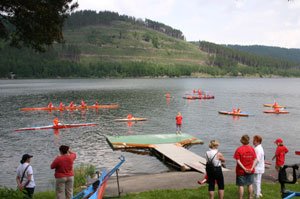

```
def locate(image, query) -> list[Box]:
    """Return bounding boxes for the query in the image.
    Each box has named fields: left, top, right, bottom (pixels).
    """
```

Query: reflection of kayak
left=20, top=104, right=119, bottom=111
left=263, top=104, right=286, bottom=108
left=183, top=95, right=215, bottom=100
left=115, top=118, right=147, bottom=122
left=73, top=156, right=125, bottom=199
left=15, top=123, right=98, bottom=131
left=263, top=110, right=289, bottom=114
left=218, top=111, right=249, bottom=117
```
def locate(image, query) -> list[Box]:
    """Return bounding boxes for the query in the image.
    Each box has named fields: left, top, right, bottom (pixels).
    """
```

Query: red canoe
left=15, top=123, right=98, bottom=132
left=263, top=110, right=289, bottom=114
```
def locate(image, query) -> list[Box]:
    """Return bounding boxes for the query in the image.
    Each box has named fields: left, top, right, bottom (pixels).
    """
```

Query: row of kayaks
left=20, top=104, right=119, bottom=111
left=218, top=109, right=289, bottom=117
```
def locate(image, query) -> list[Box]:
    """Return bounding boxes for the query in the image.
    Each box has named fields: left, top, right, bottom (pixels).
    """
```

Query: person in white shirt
left=253, top=135, right=265, bottom=199
left=16, top=154, right=35, bottom=198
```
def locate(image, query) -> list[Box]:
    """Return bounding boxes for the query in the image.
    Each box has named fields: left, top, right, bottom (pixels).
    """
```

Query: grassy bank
left=1, top=182, right=299, bottom=199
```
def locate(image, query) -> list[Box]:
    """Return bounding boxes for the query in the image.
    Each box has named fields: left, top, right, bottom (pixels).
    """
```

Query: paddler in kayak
left=232, top=108, right=237, bottom=114
left=272, top=101, right=279, bottom=108
left=81, top=100, right=87, bottom=108
left=127, top=114, right=133, bottom=119
left=69, top=101, right=75, bottom=109
left=48, top=102, right=53, bottom=109
left=53, top=117, right=60, bottom=127
left=58, top=102, right=64, bottom=111
left=236, top=108, right=241, bottom=114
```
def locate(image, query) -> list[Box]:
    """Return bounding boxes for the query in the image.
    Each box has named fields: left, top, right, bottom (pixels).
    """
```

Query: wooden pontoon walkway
left=106, top=133, right=228, bottom=173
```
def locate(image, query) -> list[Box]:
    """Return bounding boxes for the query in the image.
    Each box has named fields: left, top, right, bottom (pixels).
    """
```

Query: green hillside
left=64, top=21, right=207, bottom=66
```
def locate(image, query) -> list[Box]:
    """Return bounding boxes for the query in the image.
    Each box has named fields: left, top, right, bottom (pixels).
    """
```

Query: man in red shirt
left=175, top=112, right=183, bottom=134
left=51, top=145, right=76, bottom=199
left=234, top=135, right=257, bottom=199
left=272, top=138, right=289, bottom=172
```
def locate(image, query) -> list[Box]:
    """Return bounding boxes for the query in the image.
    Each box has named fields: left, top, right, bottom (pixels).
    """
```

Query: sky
left=77, top=0, right=300, bottom=49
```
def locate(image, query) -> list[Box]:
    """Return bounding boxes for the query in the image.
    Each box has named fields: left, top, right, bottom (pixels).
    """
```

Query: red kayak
left=263, top=110, right=289, bottom=114
left=183, top=95, right=215, bottom=100
left=15, top=123, right=98, bottom=132
left=218, top=111, right=249, bottom=117
left=296, top=151, right=300, bottom=155
left=20, top=104, right=119, bottom=111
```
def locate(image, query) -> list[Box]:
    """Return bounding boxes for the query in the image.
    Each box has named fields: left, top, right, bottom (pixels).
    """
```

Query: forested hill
left=1, top=10, right=300, bottom=78
left=227, top=45, right=300, bottom=64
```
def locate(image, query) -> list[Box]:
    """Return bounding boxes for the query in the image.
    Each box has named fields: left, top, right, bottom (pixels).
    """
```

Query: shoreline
left=105, top=169, right=278, bottom=197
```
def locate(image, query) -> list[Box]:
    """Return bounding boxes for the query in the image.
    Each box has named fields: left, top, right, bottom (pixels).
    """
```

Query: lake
left=0, top=78, right=299, bottom=191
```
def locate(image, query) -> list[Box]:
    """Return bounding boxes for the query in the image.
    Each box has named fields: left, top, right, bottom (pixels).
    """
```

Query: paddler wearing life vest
left=232, top=108, right=237, bottom=114
left=127, top=114, right=133, bottom=119
left=273, top=101, right=278, bottom=108
left=59, top=102, right=64, bottom=110
left=175, top=112, right=183, bottom=134
left=81, top=100, right=87, bottom=108
left=48, top=102, right=53, bottom=109
left=69, top=101, right=75, bottom=109
left=53, top=117, right=59, bottom=127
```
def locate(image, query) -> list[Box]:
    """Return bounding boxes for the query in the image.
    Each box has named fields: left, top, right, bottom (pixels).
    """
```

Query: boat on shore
left=72, top=156, right=125, bottom=199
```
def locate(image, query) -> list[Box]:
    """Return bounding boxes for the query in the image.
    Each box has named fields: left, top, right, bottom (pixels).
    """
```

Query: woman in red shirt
left=175, top=112, right=183, bottom=134
left=51, top=145, right=76, bottom=199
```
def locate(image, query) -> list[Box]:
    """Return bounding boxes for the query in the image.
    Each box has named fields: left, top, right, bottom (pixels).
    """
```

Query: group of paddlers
left=47, top=100, right=99, bottom=109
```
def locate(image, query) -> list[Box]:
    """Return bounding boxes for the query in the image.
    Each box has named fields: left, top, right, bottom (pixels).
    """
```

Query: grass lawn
left=113, top=182, right=300, bottom=199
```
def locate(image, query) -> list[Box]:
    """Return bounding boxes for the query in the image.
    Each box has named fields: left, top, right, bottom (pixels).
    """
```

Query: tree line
left=199, top=41, right=300, bottom=73
left=64, top=10, right=184, bottom=40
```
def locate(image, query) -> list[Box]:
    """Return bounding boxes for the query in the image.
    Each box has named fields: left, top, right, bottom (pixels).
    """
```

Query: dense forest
left=64, top=10, right=184, bottom=40
left=1, top=10, right=300, bottom=78
left=227, top=45, right=300, bottom=64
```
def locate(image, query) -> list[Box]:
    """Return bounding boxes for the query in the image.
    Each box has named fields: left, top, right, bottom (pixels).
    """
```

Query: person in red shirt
left=175, top=112, right=183, bottom=134
left=272, top=138, right=289, bottom=172
left=233, top=135, right=257, bottom=199
left=51, top=145, right=76, bottom=199
left=53, top=117, right=59, bottom=127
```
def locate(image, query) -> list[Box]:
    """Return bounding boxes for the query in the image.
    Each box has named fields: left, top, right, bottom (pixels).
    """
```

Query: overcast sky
left=77, top=0, right=300, bottom=49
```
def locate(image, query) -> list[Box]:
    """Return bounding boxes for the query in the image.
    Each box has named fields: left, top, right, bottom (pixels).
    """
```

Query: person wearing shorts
left=234, top=135, right=257, bottom=199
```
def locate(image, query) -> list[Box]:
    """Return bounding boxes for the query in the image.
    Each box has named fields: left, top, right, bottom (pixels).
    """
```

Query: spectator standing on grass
left=234, top=135, right=257, bottom=199
left=51, top=145, right=76, bottom=199
left=253, top=135, right=265, bottom=199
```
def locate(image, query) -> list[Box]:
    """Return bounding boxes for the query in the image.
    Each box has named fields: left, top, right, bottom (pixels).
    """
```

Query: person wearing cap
left=51, top=145, right=76, bottom=199
left=233, top=135, right=257, bottom=199
left=272, top=138, right=289, bottom=172
left=16, top=154, right=35, bottom=198
left=253, top=135, right=265, bottom=199
left=205, top=140, right=225, bottom=199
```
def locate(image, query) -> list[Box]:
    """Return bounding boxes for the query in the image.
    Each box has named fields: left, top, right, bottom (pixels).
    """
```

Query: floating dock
left=106, top=133, right=215, bottom=173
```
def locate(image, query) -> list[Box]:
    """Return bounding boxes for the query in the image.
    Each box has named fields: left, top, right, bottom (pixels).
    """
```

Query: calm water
left=0, top=78, right=300, bottom=191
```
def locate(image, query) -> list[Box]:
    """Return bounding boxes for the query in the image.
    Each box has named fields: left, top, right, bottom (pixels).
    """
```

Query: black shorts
left=207, top=166, right=224, bottom=191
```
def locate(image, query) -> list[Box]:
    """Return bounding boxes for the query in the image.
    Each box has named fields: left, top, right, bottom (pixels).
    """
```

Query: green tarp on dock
left=106, top=133, right=203, bottom=149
